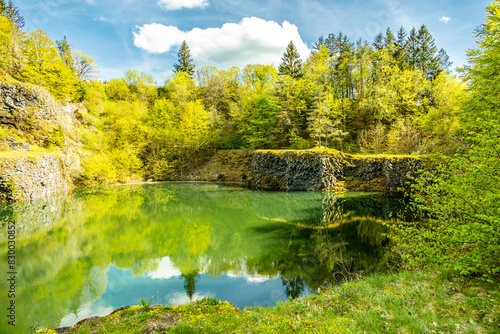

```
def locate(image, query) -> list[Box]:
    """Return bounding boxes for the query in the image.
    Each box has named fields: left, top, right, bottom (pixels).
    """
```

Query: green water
left=0, top=183, right=405, bottom=333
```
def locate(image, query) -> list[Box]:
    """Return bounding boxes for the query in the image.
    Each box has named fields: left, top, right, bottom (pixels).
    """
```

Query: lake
left=0, top=183, right=406, bottom=333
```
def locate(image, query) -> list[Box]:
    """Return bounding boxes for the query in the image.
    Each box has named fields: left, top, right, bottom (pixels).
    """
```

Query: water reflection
left=0, top=183, right=407, bottom=333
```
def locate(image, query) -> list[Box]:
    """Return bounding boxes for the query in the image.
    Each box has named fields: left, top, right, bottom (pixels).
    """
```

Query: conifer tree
left=384, top=28, right=394, bottom=49
left=0, top=0, right=24, bottom=28
left=373, top=33, right=384, bottom=50
left=394, top=27, right=408, bottom=68
left=56, top=36, right=74, bottom=69
left=173, top=40, right=195, bottom=78
left=416, top=25, right=438, bottom=78
left=278, top=40, right=303, bottom=78
left=311, top=35, right=325, bottom=54
left=407, top=28, right=418, bottom=69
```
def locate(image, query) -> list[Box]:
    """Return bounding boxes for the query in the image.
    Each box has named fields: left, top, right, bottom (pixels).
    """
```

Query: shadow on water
left=0, top=183, right=411, bottom=333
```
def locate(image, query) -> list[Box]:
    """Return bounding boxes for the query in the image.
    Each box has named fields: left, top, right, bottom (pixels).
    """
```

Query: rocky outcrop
left=0, top=154, right=68, bottom=201
left=0, top=82, right=80, bottom=145
left=341, top=155, right=427, bottom=192
left=185, top=150, right=428, bottom=193
left=0, top=82, right=84, bottom=202
left=250, top=151, right=343, bottom=191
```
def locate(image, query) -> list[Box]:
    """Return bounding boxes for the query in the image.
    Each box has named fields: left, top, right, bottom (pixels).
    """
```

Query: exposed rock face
left=185, top=150, right=427, bottom=193
left=1, top=135, right=31, bottom=151
left=0, top=83, right=84, bottom=202
left=0, top=82, right=79, bottom=144
left=0, top=154, right=68, bottom=202
left=251, top=151, right=342, bottom=191
left=341, top=156, right=426, bottom=192
left=1, top=82, right=62, bottom=130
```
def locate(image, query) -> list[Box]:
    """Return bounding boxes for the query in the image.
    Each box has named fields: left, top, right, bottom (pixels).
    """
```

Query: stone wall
left=185, top=150, right=427, bottom=193
left=0, top=154, right=68, bottom=202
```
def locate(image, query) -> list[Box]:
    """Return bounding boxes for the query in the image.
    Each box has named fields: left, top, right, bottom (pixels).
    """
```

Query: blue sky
left=15, top=0, right=492, bottom=84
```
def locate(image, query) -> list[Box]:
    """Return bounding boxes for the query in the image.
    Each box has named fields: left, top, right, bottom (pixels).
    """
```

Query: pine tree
left=312, top=35, right=325, bottom=54
left=278, top=40, right=303, bottom=79
left=56, top=36, right=74, bottom=70
left=407, top=28, right=418, bottom=69
left=384, top=28, right=394, bottom=49
left=173, top=40, right=195, bottom=78
left=416, top=25, right=438, bottom=78
left=0, top=0, right=24, bottom=28
left=373, top=33, right=384, bottom=51
left=394, top=27, right=408, bottom=68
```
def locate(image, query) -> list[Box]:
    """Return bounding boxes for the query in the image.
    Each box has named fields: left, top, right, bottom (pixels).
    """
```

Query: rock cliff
left=0, top=153, right=68, bottom=201
left=0, top=82, right=81, bottom=202
left=184, top=150, right=427, bottom=193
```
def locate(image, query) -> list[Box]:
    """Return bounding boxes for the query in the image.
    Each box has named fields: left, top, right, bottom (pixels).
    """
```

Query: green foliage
left=56, top=36, right=73, bottom=71
left=82, top=80, right=106, bottom=115
left=20, top=30, right=79, bottom=100
left=0, top=13, right=24, bottom=77
left=416, top=73, right=465, bottom=152
left=0, top=15, right=14, bottom=75
left=124, top=69, right=156, bottom=104
left=139, top=298, right=151, bottom=311
left=105, top=78, right=129, bottom=101
left=165, top=71, right=198, bottom=106
left=178, top=100, right=211, bottom=150
left=46, top=125, right=65, bottom=147
left=239, top=94, right=280, bottom=148
left=278, top=40, right=303, bottom=78
left=77, top=153, right=117, bottom=185
left=0, top=0, right=24, bottom=29
left=386, top=118, right=420, bottom=154
left=173, top=40, right=195, bottom=78
left=358, top=123, right=386, bottom=154
left=152, top=159, right=176, bottom=181
left=393, top=1, right=500, bottom=280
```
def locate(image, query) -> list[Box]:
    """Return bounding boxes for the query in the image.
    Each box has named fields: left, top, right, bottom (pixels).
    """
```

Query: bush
left=152, top=159, right=176, bottom=181
left=77, top=153, right=117, bottom=186
left=46, top=125, right=65, bottom=147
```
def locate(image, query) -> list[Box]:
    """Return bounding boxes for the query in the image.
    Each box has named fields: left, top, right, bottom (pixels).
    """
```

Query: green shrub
left=152, top=159, right=177, bottom=181
left=77, top=153, right=117, bottom=186
left=46, top=125, right=65, bottom=147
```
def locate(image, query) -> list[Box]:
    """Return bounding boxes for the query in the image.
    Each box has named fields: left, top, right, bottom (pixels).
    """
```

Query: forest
left=0, top=0, right=498, bottom=285
left=1, top=0, right=465, bottom=184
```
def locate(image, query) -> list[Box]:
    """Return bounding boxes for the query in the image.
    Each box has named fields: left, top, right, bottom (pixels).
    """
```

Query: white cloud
left=227, top=271, right=271, bottom=284
left=133, top=17, right=310, bottom=69
left=168, top=291, right=215, bottom=305
left=60, top=302, right=114, bottom=327
left=86, top=0, right=96, bottom=4
left=439, top=16, right=451, bottom=23
left=157, top=0, right=209, bottom=11
left=148, top=256, right=182, bottom=280
left=95, top=15, right=110, bottom=22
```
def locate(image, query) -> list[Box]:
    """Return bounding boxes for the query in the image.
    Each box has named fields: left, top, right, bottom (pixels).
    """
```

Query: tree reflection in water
left=0, top=183, right=410, bottom=332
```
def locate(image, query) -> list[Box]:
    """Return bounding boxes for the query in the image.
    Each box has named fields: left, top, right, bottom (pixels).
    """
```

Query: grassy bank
left=37, top=270, right=499, bottom=334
